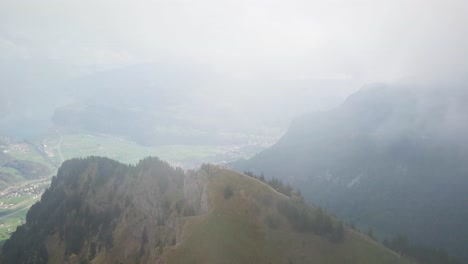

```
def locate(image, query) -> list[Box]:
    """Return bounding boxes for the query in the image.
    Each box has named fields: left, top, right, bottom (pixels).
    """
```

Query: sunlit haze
left=1, top=0, right=467, bottom=129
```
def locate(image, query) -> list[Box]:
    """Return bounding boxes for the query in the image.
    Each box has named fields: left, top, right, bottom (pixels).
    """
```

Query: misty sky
left=1, top=0, right=467, bottom=131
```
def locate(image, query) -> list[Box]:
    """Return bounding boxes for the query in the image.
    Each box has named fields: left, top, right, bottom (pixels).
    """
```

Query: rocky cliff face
left=184, top=169, right=211, bottom=215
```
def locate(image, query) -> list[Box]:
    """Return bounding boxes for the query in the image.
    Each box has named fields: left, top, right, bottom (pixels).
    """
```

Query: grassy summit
left=166, top=167, right=412, bottom=264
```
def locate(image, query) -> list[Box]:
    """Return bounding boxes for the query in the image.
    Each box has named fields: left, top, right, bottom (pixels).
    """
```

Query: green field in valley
left=0, top=195, right=39, bottom=244
left=46, top=132, right=259, bottom=168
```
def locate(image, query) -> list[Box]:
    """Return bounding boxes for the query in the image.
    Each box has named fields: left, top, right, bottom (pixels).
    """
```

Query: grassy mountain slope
left=1, top=157, right=412, bottom=264
left=166, top=168, right=410, bottom=264
left=0, top=152, right=51, bottom=190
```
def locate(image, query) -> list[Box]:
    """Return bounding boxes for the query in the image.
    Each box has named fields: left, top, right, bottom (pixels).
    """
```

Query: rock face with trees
left=1, top=157, right=190, bottom=263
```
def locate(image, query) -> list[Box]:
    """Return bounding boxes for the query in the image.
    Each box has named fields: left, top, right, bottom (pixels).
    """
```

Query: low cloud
left=0, top=0, right=467, bottom=119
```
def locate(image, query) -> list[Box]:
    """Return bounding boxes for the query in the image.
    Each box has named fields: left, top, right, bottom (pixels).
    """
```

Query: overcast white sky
left=1, top=0, right=467, bottom=116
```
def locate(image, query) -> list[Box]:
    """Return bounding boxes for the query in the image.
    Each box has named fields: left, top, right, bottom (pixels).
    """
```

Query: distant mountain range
left=51, top=63, right=350, bottom=146
left=52, top=64, right=233, bottom=145
left=1, top=62, right=352, bottom=145
left=233, top=85, right=468, bottom=261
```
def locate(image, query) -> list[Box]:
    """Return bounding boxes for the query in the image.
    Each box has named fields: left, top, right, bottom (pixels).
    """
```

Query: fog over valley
left=1, top=0, right=467, bottom=139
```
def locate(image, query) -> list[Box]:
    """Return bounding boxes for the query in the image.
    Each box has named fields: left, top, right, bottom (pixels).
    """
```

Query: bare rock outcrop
left=183, top=169, right=211, bottom=215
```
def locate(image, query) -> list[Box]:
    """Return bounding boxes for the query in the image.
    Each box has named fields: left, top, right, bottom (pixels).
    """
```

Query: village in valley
left=0, top=178, right=50, bottom=238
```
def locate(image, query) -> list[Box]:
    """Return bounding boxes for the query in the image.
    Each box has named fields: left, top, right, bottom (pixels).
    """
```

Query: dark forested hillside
left=233, top=85, right=468, bottom=262
left=1, top=156, right=186, bottom=263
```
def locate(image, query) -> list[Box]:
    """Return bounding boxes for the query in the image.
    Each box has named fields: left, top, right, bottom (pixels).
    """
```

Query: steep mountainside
left=233, top=85, right=468, bottom=261
left=1, top=157, right=411, bottom=264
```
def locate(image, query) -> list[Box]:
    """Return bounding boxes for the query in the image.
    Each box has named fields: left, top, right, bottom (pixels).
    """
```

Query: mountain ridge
left=1, top=156, right=412, bottom=264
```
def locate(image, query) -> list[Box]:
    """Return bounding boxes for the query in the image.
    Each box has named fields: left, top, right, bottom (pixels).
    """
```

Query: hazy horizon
left=1, top=0, right=467, bottom=138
